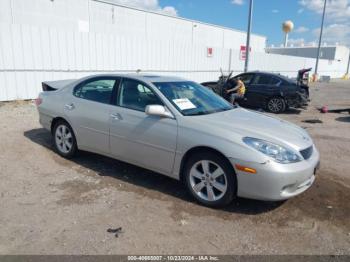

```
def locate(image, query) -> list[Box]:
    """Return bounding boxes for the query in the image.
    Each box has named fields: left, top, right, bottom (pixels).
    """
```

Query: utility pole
left=244, top=0, right=253, bottom=73
left=314, top=0, right=327, bottom=80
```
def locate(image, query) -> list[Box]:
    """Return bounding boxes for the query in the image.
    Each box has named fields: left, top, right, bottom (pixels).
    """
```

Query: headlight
left=243, top=137, right=302, bottom=164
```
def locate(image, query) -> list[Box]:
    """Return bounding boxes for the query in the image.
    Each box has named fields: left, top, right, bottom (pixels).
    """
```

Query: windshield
left=153, top=81, right=233, bottom=116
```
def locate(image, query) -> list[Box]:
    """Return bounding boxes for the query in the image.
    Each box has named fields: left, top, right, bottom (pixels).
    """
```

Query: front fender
left=171, top=125, right=267, bottom=179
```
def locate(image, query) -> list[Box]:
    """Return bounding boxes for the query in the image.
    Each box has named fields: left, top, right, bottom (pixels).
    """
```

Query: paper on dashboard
left=172, top=98, right=197, bottom=110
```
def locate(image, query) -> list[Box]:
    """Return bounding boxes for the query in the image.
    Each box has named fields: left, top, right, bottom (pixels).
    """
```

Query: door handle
left=110, top=113, right=123, bottom=121
left=64, top=103, right=75, bottom=110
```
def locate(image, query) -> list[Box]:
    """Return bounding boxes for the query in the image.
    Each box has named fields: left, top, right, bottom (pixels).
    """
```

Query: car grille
left=300, top=146, right=313, bottom=160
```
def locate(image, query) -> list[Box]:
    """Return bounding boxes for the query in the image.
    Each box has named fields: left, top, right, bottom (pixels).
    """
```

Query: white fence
left=0, top=23, right=348, bottom=101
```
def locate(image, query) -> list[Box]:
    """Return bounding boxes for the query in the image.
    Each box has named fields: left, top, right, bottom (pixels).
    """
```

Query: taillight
left=35, top=97, right=42, bottom=106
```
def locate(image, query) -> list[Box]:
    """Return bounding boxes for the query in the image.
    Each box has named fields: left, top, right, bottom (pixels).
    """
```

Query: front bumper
left=229, top=145, right=320, bottom=201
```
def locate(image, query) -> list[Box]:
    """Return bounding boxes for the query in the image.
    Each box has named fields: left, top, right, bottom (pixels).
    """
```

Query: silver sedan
left=36, top=74, right=320, bottom=207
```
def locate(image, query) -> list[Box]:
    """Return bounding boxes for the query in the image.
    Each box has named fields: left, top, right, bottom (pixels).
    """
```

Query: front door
left=235, top=73, right=254, bottom=107
left=109, top=78, right=178, bottom=175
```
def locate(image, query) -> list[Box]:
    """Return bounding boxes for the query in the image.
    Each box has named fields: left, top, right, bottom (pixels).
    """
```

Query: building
left=0, top=0, right=349, bottom=101
left=0, top=0, right=267, bottom=51
left=266, top=46, right=350, bottom=62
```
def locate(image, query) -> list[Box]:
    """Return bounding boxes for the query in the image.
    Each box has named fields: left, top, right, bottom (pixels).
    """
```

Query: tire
left=266, top=97, right=286, bottom=113
left=184, top=151, right=237, bottom=208
left=53, top=120, right=78, bottom=158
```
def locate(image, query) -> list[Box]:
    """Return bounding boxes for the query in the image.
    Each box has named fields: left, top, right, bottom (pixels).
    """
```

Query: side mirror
left=145, top=105, right=174, bottom=119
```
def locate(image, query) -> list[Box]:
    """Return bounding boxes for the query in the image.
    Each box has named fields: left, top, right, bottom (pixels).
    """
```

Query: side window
left=118, top=79, right=163, bottom=111
left=270, top=77, right=282, bottom=86
left=74, top=79, right=116, bottom=104
left=239, top=74, right=254, bottom=85
left=252, top=75, right=271, bottom=85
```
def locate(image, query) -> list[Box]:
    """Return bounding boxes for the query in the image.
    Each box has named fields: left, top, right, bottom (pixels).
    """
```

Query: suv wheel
left=267, top=97, right=286, bottom=113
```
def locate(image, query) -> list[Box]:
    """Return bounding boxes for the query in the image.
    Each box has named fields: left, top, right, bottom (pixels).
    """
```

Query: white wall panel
left=4, top=72, right=17, bottom=101
left=49, top=28, right=60, bottom=70
left=81, top=33, right=90, bottom=71
left=0, top=0, right=12, bottom=24
left=74, top=32, right=84, bottom=70
left=58, top=30, right=68, bottom=70
left=0, top=24, right=15, bottom=70
left=40, top=28, right=52, bottom=70
left=0, top=72, right=6, bottom=101
left=67, top=31, right=76, bottom=70
left=22, top=25, right=34, bottom=69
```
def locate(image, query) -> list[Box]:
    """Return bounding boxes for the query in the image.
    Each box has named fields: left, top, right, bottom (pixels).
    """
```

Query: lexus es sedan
left=36, top=74, right=320, bottom=207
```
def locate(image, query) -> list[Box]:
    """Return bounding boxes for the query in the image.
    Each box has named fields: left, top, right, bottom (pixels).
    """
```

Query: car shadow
left=283, top=108, right=303, bottom=115
left=335, top=116, right=350, bottom=123
left=24, top=128, right=284, bottom=215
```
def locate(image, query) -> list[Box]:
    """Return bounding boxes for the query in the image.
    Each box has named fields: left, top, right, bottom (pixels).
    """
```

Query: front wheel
left=184, top=152, right=237, bottom=207
left=267, top=97, right=286, bottom=113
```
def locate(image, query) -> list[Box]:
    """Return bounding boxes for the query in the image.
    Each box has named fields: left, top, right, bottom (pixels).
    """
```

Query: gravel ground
left=0, top=81, right=350, bottom=255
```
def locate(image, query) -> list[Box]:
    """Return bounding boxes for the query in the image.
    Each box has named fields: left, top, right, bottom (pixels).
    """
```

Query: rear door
left=109, top=78, right=178, bottom=175
left=64, top=77, right=120, bottom=154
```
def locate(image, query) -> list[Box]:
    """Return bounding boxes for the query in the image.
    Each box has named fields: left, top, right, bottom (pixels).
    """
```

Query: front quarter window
left=118, top=79, right=163, bottom=112
left=153, top=81, right=233, bottom=116
left=237, top=74, right=254, bottom=85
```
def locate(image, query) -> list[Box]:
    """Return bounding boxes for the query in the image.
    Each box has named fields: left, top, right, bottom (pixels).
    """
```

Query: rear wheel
left=184, top=152, right=236, bottom=207
left=267, top=97, right=286, bottom=113
left=53, top=120, right=77, bottom=158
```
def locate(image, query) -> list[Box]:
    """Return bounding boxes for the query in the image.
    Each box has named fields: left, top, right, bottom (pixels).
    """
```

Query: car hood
left=189, top=108, right=312, bottom=151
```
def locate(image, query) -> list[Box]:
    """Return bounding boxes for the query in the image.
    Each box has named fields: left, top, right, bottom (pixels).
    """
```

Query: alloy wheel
left=268, top=98, right=284, bottom=113
left=189, top=160, right=228, bottom=202
left=55, top=124, right=73, bottom=154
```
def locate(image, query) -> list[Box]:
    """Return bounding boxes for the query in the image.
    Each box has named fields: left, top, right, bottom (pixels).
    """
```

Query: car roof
left=77, top=73, right=188, bottom=84
left=236, top=71, right=295, bottom=82
left=238, top=71, right=281, bottom=77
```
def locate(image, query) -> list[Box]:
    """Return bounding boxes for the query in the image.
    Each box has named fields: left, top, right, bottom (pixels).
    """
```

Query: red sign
left=240, top=45, right=251, bottom=60
left=207, top=47, right=213, bottom=57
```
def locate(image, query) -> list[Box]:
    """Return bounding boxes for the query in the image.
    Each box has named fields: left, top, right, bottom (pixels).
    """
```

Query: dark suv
left=202, top=71, right=309, bottom=113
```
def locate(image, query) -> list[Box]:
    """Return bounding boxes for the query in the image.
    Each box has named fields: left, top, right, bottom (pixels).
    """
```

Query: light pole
left=244, top=0, right=253, bottom=73
left=314, top=0, right=327, bottom=80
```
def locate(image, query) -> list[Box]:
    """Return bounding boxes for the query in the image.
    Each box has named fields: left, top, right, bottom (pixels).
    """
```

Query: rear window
left=74, top=79, right=116, bottom=104
left=270, top=77, right=282, bottom=86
